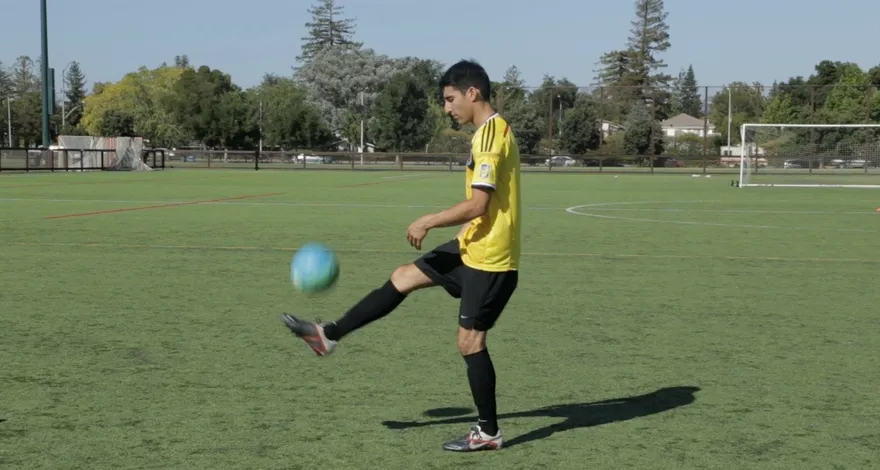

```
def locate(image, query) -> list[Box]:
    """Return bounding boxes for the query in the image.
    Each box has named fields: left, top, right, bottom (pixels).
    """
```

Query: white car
left=295, top=153, right=329, bottom=164
left=545, top=155, right=576, bottom=167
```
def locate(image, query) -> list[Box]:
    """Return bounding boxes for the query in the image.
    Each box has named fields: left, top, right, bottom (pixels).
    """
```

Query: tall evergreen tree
left=0, top=62, right=11, bottom=145
left=10, top=56, right=42, bottom=146
left=298, top=0, right=362, bottom=63
left=671, top=65, right=701, bottom=117
left=593, top=50, right=634, bottom=123
left=593, top=50, right=632, bottom=87
left=63, top=61, right=87, bottom=132
left=498, top=65, right=526, bottom=110
left=626, top=0, right=672, bottom=100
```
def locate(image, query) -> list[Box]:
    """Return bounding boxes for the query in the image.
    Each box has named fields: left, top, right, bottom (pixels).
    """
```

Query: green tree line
left=2, top=0, right=879, bottom=156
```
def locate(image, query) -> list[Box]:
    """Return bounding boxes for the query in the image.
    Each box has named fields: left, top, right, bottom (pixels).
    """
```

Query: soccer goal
left=737, top=123, right=880, bottom=188
left=57, top=135, right=154, bottom=171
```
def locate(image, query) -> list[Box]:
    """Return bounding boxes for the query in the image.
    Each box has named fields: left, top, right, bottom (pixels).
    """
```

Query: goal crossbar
left=738, top=123, right=880, bottom=188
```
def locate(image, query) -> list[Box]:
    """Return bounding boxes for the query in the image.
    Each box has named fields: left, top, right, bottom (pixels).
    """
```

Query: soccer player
left=282, top=59, right=521, bottom=452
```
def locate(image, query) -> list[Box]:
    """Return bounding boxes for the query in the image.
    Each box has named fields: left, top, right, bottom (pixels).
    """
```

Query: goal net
left=57, top=135, right=153, bottom=171
left=738, top=123, right=880, bottom=188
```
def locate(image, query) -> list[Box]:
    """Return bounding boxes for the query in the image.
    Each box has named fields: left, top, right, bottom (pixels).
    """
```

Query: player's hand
left=407, top=216, right=431, bottom=250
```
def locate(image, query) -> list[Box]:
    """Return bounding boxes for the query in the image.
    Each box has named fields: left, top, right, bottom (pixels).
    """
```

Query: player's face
left=443, top=86, right=476, bottom=124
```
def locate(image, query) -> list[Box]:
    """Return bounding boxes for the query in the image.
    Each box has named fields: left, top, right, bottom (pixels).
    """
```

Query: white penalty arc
left=565, top=201, right=880, bottom=233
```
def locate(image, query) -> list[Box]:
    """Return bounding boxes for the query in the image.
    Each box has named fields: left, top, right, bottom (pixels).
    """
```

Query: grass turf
left=1, top=169, right=879, bottom=469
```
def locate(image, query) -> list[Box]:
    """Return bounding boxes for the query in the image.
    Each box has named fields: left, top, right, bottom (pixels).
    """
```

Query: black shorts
left=413, top=239, right=518, bottom=331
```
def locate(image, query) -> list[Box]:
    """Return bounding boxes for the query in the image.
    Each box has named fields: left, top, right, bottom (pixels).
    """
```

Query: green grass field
left=2, top=169, right=879, bottom=469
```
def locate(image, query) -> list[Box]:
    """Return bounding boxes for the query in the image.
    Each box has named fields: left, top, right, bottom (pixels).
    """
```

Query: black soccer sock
left=322, top=280, right=406, bottom=341
left=464, top=349, right=498, bottom=436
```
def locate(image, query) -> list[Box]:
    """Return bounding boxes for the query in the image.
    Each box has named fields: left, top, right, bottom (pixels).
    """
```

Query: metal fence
left=0, top=148, right=165, bottom=172
left=159, top=149, right=880, bottom=176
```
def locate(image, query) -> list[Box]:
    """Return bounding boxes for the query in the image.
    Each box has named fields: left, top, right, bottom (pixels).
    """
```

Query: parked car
left=295, top=153, right=331, bottom=164
left=545, top=155, right=576, bottom=167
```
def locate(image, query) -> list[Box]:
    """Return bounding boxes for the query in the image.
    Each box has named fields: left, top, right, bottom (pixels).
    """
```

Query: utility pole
left=258, top=97, right=263, bottom=154
left=40, top=0, right=50, bottom=147
left=6, top=97, right=12, bottom=147
left=727, top=86, right=732, bottom=150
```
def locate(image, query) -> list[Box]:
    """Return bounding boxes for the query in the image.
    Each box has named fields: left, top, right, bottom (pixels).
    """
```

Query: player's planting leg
left=441, top=327, right=504, bottom=452
left=442, top=268, right=517, bottom=452
left=281, top=264, right=433, bottom=356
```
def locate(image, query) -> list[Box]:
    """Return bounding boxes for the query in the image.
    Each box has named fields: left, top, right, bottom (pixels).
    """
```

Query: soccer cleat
left=441, top=424, right=503, bottom=452
left=281, top=314, right=337, bottom=356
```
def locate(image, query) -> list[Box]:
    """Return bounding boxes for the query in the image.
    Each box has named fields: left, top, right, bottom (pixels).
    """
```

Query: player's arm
left=406, top=125, right=499, bottom=249
left=421, top=145, right=498, bottom=229
left=421, top=186, right=492, bottom=229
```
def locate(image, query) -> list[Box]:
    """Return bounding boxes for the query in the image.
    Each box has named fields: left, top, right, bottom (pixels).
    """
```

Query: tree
left=623, top=100, right=663, bottom=155
left=814, top=64, right=875, bottom=148
left=671, top=65, right=701, bottom=117
left=626, top=0, right=672, bottom=100
left=527, top=75, right=578, bottom=141
left=708, top=82, right=765, bottom=145
left=869, top=65, right=880, bottom=88
left=167, top=65, right=243, bottom=148
left=822, top=63, right=872, bottom=123
left=503, top=102, right=543, bottom=155
left=594, top=50, right=631, bottom=87
left=372, top=69, right=435, bottom=152
left=62, top=61, right=87, bottom=133
left=80, top=65, right=186, bottom=146
left=0, top=62, right=12, bottom=145
left=298, top=0, right=362, bottom=63
left=98, top=109, right=136, bottom=136
left=761, top=93, right=801, bottom=124
left=559, top=94, right=601, bottom=154
left=257, top=78, right=332, bottom=149
left=9, top=56, right=42, bottom=147
left=494, top=65, right=526, bottom=111
left=294, top=46, right=411, bottom=144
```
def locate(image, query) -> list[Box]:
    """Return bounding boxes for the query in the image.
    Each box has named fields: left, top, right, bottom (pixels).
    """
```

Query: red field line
left=43, top=192, right=285, bottom=220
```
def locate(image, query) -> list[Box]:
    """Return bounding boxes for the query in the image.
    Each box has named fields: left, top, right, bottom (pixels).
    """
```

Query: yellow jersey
left=458, top=113, right=521, bottom=272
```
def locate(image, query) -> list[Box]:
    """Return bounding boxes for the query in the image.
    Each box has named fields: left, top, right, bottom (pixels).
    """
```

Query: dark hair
left=439, top=60, right=491, bottom=100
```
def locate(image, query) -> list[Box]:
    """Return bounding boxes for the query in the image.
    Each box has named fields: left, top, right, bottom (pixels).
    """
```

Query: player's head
left=439, top=60, right=492, bottom=125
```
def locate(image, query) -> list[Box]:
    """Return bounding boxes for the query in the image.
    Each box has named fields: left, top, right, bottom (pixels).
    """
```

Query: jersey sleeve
left=470, top=119, right=505, bottom=190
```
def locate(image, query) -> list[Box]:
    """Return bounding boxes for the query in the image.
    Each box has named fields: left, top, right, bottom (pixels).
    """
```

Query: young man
left=281, top=59, right=521, bottom=452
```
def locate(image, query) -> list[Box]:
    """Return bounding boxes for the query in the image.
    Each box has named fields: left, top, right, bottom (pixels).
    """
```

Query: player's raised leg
left=281, top=263, right=433, bottom=356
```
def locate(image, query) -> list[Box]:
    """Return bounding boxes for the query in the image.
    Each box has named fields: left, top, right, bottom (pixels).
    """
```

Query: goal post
left=738, top=123, right=880, bottom=188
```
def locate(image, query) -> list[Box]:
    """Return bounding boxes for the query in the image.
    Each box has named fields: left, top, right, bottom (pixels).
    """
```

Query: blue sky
left=1, top=0, right=878, bottom=92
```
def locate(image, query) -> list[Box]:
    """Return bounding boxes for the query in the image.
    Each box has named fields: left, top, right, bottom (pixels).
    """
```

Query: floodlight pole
left=40, top=0, right=50, bottom=148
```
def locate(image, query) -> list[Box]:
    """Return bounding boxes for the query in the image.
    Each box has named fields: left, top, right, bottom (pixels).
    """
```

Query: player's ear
left=466, top=86, right=478, bottom=102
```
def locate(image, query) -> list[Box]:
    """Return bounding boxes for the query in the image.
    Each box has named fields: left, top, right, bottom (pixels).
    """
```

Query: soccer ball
left=290, top=242, right=340, bottom=293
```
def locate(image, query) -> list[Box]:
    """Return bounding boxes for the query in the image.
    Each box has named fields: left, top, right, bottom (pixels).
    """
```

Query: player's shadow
left=382, top=386, right=700, bottom=447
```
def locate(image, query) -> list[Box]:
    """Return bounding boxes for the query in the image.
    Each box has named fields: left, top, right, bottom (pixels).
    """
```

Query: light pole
left=258, top=96, right=263, bottom=154
left=40, top=0, right=50, bottom=147
left=727, top=86, right=732, bottom=150
left=557, top=95, right=564, bottom=137
left=6, top=97, right=12, bottom=147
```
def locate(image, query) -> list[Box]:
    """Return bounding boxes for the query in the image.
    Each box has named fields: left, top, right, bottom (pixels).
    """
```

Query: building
left=600, top=120, right=624, bottom=137
left=660, top=113, right=717, bottom=138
